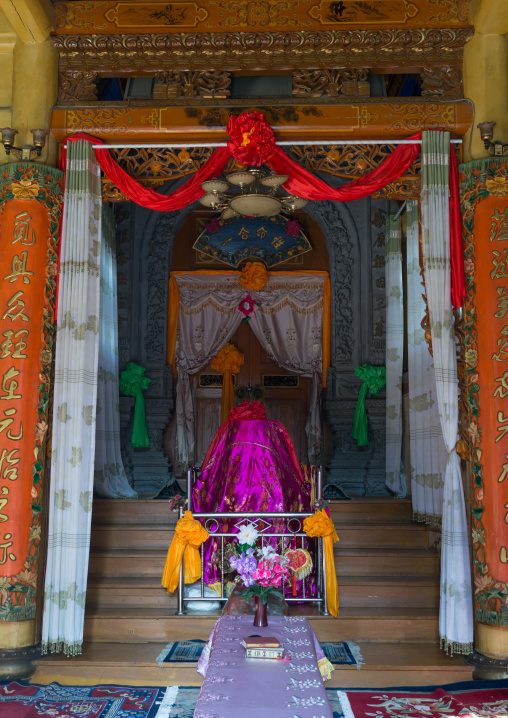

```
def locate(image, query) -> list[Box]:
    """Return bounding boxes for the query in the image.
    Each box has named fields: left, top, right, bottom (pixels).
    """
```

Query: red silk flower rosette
left=228, top=400, right=267, bottom=422
left=227, top=112, right=277, bottom=167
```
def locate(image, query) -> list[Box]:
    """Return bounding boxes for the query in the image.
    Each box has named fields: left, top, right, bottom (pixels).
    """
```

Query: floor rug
left=156, top=640, right=206, bottom=665
left=156, top=639, right=363, bottom=668
left=322, top=641, right=364, bottom=668
left=0, top=683, right=345, bottom=718
left=0, top=681, right=179, bottom=718
left=337, top=678, right=508, bottom=718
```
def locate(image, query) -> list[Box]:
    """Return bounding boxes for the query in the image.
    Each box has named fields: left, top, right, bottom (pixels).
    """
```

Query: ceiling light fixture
left=199, top=169, right=308, bottom=218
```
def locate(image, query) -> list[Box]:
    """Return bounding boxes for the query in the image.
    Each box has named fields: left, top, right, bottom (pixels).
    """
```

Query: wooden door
left=194, top=322, right=309, bottom=467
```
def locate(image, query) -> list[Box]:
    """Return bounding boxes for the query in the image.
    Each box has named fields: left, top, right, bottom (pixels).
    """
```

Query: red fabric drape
left=60, top=133, right=231, bottom=210
left=449, top=147, right=466, bottom=309
left=58, top=120, right=464, bottom=308
left=268, top=134, right=422, bottom=202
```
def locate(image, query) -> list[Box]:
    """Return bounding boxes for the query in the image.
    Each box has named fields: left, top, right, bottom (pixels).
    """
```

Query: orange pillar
left=0, top=163, right=62, bottom=678
left=462, top=158, right=508, bottom=677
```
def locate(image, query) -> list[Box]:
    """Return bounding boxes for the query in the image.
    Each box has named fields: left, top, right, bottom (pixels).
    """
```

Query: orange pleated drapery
left=162, top=511, right=209, bottom=593
left=303, top=509, right=339, bottom=617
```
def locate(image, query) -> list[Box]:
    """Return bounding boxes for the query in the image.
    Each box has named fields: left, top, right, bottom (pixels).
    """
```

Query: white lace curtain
left=421, top=131, right=473, bottom=655
left=406, top=199, right=447, bottom=524
left=385, top=213, right=406, bottom=496
left=172, top=272, right=327, bottom=469
left=94, top=206, right=137, bottom=498
left=42, top=141, right=103, bottom=656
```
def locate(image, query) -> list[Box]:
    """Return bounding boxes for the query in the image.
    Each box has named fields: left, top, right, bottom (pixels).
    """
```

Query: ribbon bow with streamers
left=119, top=362, right=151, bottom=448
left=211, top=343, right=245, bottom=424
left=352, top=364, right=386, bottom=447
left=162, top=511, right=209, bottom=593
left=303, top=509, right=339, bottom=617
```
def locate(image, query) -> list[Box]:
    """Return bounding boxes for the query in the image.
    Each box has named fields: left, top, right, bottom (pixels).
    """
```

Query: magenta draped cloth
left=193, top=418, right=311, bottom=586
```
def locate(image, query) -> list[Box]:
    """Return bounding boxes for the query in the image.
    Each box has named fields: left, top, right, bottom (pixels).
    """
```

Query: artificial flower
left=227, top=111, right=277, bottom=166
left=237, top=522, right=259, bottom=546
left=211, top=343, right=245, bottom=375
left=286, top=219, right=302, bottom=237
left=237, top=294, right=260, bottom=322
left=206, top=217, right=221, bottom=234
left=238, top=261, right=269, bottom=290
left=228, top=400, right=266, bottom=421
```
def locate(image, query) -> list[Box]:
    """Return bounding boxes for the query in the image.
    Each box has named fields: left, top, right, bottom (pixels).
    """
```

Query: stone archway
left=115, top=192, right=390, bottom=496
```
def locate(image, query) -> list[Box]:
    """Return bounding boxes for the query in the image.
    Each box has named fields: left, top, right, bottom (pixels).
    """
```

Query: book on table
left=241, top=637, right=281, bottom=649
left=245, top=646, right=285, bottom=659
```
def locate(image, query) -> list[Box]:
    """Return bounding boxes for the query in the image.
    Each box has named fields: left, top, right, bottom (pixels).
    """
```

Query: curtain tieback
left=119, top=362, right=151, bottom=448
left=352, top=364, right=386, bottom=447
left=162, top=511, right=209, bottom=593
left=303, top=509, right=339, bottom=618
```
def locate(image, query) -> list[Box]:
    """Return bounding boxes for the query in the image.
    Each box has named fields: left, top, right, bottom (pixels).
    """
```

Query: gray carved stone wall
left=115, top=187, right=391, bottom=497
left=115, top=197, right=193, bottom=495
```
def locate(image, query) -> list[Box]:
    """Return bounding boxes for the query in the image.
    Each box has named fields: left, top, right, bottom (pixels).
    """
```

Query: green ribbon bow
left=119, top=362, right=151, bottom=448
left=352, top=364, right=386, bottom=447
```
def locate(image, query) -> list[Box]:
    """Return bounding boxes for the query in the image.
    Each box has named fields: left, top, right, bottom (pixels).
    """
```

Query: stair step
left=88, top=547, right=438, bottom=579
left=89, top=524, right=429, bottom=550
left=90, top=498, right=415, bottom=526
left=32, top=641, right=471, bottom=688
left=82, top=606, right=440, bottom=643
left=86, top=575, right=439, bottom=610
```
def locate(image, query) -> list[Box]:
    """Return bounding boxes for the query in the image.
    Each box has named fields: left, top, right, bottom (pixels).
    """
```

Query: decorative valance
left=59, top=112, right=465, bottom=309
left=168, top=270, right=330, bottom=469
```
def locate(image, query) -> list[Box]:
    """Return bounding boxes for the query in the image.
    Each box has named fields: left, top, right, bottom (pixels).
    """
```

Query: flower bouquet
left=229, top=522, right=290, bottom=626
left=168, top=494, right=188, bottom=513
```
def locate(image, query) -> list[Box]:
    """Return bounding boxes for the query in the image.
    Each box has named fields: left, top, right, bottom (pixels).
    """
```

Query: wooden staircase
left=33, top=498, right=471, bottom=687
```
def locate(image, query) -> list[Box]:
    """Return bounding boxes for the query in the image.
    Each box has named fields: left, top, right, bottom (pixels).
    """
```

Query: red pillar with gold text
left=0, top=164, right=62, bottom=676
left=462, top=158, right=508, bottom=669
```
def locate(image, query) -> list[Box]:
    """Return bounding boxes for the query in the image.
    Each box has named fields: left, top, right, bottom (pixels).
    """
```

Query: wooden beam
left=0, top=0, right=54, bottom=43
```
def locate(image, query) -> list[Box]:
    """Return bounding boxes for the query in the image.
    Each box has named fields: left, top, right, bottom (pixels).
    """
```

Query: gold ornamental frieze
left=52, top=28, right=473, bottom=73
left=53, top=0, right=471, bottom=34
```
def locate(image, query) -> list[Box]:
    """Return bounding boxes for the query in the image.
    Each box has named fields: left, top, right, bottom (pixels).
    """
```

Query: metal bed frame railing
left=175, top=466, right=328, bottom=616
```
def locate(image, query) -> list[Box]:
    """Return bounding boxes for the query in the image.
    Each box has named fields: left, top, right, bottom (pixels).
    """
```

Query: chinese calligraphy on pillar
left=462, top=160, right=508, bottom=625
left=0, top=166, right=62, bottom=621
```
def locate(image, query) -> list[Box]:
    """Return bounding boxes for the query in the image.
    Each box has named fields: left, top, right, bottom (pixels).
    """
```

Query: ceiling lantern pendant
left=199, top=169, right=308, bottom=219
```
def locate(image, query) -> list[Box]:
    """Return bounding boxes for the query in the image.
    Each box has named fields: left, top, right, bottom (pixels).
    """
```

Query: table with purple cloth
left=195, top=615, right=334, bottom=718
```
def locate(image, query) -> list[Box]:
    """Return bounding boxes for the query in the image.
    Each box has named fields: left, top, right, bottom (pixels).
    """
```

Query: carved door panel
left=194, top=321, right=309, bottom=467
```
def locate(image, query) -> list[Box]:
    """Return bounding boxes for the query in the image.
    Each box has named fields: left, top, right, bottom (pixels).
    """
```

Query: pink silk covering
left=193, top=419, right=311, bottom=514
left=193, top=419, right=312, bottom=587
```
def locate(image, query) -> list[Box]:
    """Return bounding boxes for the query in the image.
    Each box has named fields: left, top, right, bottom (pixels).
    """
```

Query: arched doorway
left=166, top=207, right=330, bottom=474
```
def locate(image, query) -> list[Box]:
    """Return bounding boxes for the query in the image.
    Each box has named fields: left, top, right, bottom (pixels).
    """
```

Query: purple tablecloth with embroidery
left=194, top=615, right=333, bottom=718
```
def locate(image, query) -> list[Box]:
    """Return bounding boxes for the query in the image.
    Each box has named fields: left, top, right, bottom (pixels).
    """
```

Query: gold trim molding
left=52, top=28, right=473, bottom=73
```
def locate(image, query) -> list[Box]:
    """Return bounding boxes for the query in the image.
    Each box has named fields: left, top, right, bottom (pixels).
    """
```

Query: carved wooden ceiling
left=50, top=0, right=475, bottom=200
left=52, top=1, right=473, bottom=79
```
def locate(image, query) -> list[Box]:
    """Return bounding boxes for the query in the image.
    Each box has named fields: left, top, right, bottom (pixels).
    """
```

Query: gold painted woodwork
left=0, top=619, right=35, bottom=648
left=51, top=100, right=473, bottom=143
left=476, top=622, right=508, bottom=660
left=53, top=0, right=471, bottom=35
left=0, top=0, right=54, bottom=43
left=51, top=28, right=473, bottom=75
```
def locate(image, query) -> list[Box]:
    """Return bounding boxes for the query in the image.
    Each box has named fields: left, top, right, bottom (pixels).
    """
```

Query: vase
left=253, top=596, right=268, bottom=627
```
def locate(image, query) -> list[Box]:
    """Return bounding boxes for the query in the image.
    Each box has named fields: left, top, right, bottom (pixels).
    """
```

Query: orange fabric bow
left=211, top=343, right=245, bottom=424
left=303, top=509, right=339, bottom=617
left=161, top=511, right=209, bottom=593
left=239, top=261, right=269, bottom=290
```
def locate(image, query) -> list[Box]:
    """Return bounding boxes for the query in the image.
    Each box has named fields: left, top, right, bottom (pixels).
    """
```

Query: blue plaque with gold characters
left=193, top=215, right=312, bottom=268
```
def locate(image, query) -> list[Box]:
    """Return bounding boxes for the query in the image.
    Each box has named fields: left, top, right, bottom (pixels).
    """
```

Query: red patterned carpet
left=337, top=680, right=508, bottom=718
